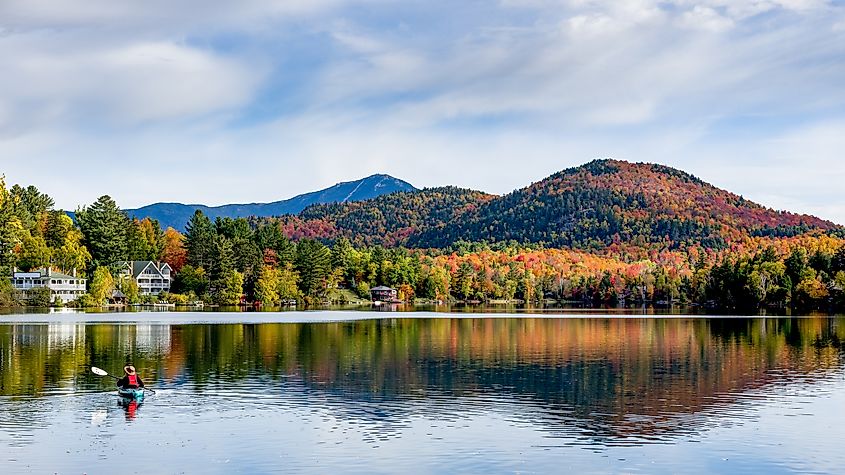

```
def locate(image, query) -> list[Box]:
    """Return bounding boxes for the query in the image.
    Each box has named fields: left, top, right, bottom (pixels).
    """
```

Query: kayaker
left=116, top=365, right=145, bottom=389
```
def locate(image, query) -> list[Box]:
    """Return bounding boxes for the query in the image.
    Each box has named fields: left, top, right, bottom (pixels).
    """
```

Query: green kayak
left=117, top=387, right=145, bottom=400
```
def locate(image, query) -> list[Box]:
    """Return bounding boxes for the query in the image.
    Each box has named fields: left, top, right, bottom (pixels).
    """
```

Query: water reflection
left=118, top=398, right=142, bottom=421
left=1, top=318, right=843, bottom=442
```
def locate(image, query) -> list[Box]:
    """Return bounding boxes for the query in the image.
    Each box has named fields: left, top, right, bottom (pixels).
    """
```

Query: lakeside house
left=370, top=286, right=398, bottom=302
left=11, top=268, right=86, bottom=304
left=117, top=261, right=172, bottom=295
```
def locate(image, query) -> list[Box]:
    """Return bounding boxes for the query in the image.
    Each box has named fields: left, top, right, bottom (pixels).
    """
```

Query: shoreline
left=0, top=309, right=838, bottom=324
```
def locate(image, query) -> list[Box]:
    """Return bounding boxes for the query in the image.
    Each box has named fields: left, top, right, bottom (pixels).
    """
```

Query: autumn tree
left=277, top=264, right=300, bottom=301
left=213, top=270, right=244, bottom=305
left=255, top=265, right=281, bottom=305
left=116, top=275, right=140, bottom=304
left=87, top=267, right=115, bottom=305
left=161, top=227, right=188, bottom=271
left=16, top=233, right=51, bottom=271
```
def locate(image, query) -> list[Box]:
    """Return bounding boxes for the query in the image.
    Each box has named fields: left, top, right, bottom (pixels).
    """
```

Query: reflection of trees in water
left=277, top=318, right=843, bottom=442
left=1, top=318, right=843, bottom=441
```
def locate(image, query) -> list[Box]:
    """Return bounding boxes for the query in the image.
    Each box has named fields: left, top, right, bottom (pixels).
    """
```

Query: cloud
left=679, top=6, right=735, bottom=32
left=0, top=0, right=362, bottom=31
left=0, top=37, right=262, bottom=133
left=308, top=0, right=844, bottom=132
left=0, top=0, right=843, bottom=226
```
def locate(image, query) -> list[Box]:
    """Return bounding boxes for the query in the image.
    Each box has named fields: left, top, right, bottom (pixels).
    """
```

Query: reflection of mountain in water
left=1, top=318, right=843, bottom=443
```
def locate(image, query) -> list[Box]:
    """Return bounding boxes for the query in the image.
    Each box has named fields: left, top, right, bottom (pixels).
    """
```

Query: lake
left=1, top=312, right=844, bottom=474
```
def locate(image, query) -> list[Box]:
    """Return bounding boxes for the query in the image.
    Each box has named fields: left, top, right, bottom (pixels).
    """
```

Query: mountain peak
left=127, top=174, right=417, bottom=230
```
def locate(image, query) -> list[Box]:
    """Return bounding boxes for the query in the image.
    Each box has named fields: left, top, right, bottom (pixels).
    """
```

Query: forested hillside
left=272, top=159, right=840, bottom=250
left=261, top=187, right=494, bottom=245
left=411, top=160, right=837, bottom=249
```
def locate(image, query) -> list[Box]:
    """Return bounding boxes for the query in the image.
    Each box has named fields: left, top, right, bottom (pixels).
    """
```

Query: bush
left=0, top=279, right=19, bottom=307
left=355, top=281, right=371, bottom=299
left=794, top=277, right=830, bottom=308
left=27, top=286, right=52, bottom=307
left=74, top=293, right=100, bottom=308
left=160, top=292, right=190, bottom=305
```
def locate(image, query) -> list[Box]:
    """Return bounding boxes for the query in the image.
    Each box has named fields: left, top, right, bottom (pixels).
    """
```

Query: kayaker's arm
left=137, top=377, right=145, bottom=388
left=115, top=376, right=128, bottom=388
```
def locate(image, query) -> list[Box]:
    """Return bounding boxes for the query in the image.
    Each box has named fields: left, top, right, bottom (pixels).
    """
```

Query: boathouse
left=370, top=286, right=398, bottom=302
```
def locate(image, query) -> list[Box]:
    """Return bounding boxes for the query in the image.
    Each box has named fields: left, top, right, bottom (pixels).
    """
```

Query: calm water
left=1, top=313, right=844, bottom=474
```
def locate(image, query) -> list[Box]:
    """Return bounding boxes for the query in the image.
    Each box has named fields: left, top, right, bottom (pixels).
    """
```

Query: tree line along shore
left=1, top=177, right=845, bottom=311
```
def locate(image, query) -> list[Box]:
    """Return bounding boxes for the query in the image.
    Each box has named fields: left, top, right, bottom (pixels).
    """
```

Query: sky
left=1, top=0, right=844, bottom=223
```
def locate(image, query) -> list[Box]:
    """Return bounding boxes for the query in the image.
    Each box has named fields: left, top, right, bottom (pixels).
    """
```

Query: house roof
left=370, top=286, right=396, bottom=291
left=132, top=261, right=152, bottom=278
left=15, top=268, right=84, bottom=280
left=122, top=261, right=168, bottom=279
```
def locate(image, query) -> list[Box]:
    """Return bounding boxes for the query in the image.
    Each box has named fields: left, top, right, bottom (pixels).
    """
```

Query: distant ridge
left=128, top=174, right=416, bottom=231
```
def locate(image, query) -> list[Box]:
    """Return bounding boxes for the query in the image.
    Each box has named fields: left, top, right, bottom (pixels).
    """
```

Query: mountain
left=128, top=174, right=416, bottom=231
left=274, top=159, right=841, bottom=250
left=407, top=159, right=840, bottom=249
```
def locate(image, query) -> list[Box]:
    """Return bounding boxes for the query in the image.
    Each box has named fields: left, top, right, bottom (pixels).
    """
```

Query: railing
left=12, top=284, right=85, bottom=291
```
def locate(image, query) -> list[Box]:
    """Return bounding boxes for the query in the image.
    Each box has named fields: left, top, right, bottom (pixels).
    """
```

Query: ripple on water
left=0, top=317, right=844, bottom=474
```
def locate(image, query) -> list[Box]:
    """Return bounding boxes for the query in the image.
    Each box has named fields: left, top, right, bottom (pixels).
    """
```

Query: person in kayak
left=116, top=365, right=145, bottom=389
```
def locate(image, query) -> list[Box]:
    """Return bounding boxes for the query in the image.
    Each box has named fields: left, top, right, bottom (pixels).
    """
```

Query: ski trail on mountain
left=342, top=179, right=366, bottom=202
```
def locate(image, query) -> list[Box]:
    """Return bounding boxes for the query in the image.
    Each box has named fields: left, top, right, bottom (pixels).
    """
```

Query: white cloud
left=0, top=34, right=263, bottom=132
left=679, top=6, right=735, bottom=32
left=310, top=1, right=844, bottom=132
left=0, top=0, right=844, bottom=227
left=0, top=0, right=365, bottom=31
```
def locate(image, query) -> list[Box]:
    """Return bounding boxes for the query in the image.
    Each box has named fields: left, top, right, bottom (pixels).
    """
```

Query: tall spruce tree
left=75, top=195, right=128, bottom=272
left=295, top=239, right=331, bottom=298
left=184, top=210, right=216, bottom=270
left=8, top=184, right=53, bottom=231
left=125, top=219, right=149, bottom=261
left=0, top=178, right=19, bottom=275
left=255, top=223, right=295, bottom=266
left=208, top=235, right=235, bottom=300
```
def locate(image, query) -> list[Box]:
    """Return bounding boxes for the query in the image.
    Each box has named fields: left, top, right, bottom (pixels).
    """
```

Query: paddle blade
left=91, top=367, right=109, bottom=376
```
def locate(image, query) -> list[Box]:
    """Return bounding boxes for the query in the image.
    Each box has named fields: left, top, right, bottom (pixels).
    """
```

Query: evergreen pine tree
left=184, top=210, right=216, bottom=270
left=75, top=195, right=128, bottom=272
left=295, top=239, right=331, bottom=298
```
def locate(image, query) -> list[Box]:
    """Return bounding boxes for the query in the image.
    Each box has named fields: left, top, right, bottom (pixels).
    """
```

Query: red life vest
left=127, top=374, right=138, bottom=387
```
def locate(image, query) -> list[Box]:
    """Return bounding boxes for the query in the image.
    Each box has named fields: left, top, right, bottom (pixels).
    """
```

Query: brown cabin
left=370, top=286, right=398, bottom=302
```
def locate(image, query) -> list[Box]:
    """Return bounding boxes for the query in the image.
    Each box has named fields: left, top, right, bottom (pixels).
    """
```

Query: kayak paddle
left=91, top=366, right=119, bottom=380
left=91, top=366, right=156, bottom=394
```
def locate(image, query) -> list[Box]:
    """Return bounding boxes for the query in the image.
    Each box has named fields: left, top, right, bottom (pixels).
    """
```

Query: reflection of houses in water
left=47, top=323, right=85, bottom=350
left=4, top=323, right=83, bottom=351
left=134, top=324, right=172, bottom=353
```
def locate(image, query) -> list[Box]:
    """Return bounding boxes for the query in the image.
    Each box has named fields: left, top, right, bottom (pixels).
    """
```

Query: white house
left=118, top=261, right=172, bottom=295
left=11, top=268, right=87, bottom=304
